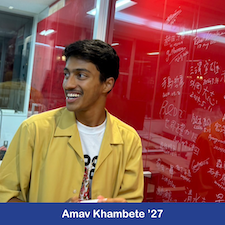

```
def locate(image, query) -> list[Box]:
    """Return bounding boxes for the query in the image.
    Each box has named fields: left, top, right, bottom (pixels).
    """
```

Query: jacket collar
left=54, top=108, right=77, bottom=137
left=54, top=108, right=124, bottom=163
left=95, top=109, right=124, bottom=171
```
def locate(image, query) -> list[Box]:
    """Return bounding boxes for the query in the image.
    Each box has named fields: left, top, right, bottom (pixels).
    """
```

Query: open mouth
left=66, top=92, right=81, bottom=99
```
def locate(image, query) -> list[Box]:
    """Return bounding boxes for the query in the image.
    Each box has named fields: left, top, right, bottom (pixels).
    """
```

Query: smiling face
left=63, top=57, right=110, bottom=117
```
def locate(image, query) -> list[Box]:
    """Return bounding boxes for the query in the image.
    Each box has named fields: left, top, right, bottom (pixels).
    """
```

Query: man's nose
left=64, top=75, right=77, bottom=88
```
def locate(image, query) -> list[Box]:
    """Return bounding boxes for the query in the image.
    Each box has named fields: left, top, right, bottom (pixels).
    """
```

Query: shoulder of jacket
left=22, top=107, right=66, bottom=127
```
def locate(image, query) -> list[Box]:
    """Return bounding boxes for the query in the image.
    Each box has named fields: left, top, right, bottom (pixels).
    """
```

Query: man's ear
left=103, top=77, right=115, bottom=93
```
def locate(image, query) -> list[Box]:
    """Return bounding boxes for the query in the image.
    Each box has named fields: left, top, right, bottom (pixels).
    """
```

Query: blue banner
left=0, top=203, right=224, bottom=225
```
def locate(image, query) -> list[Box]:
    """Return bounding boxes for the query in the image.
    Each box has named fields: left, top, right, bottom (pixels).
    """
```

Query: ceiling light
left=55, top=45, right=65, bottom=50
left=147, top=52, right=159, bottom=56
left=45, top=29, right=55, bottom=35
left=39, top=29, right=55, bottom=36
left=39, top=30, right=46, bottom=35
left=9, top=6, right=14, bottom=9
left=35, top=42, right=51, bottom=48
left=87, top=0, right=137, bottom=16
left=116, top=0, right=137, bottom=11
left=111, top=43, right=119, bottom=46
left=177, top=25, right=225, bottom=36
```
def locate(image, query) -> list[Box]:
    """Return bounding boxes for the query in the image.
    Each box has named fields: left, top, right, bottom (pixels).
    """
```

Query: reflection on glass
left=0, top=11, right=33, bottom=112
left=108, top=0, right=225, bottom=202
left=189, top=114, right=225, bottom=202
left=29, top=0, right=96, bottom=115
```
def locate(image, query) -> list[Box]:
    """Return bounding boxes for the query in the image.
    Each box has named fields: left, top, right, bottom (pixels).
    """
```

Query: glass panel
left=0, top=11, right=33, bottom=112
left=109, top=0, right=225, bottom=202
left=29, top=0, right=96, bottom=114
left=106, top=0, right=165, bottom=201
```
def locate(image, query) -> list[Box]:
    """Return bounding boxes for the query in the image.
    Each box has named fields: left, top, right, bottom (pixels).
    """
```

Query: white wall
left=0, top=113, right=28, bottom=147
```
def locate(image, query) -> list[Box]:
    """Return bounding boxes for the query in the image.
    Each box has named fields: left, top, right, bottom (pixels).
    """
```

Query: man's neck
left=75, top=109, right=106, bottom=127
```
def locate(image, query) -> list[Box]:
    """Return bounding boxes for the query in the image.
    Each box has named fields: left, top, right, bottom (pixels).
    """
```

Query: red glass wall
left=107, top=0, right=225, bottom=202
left=30, top=0, right=96, bottom=113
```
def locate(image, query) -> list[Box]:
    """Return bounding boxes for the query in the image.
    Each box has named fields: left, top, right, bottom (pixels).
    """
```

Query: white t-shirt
left=77, top=118, right=106, bottom=200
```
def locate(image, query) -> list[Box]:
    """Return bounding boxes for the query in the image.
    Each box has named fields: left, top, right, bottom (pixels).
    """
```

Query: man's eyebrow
left=63, top=67, right=91, bottom=73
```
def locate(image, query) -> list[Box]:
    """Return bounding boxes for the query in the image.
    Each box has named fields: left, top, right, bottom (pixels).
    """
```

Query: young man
left=0, top=39, right=143, bottom=202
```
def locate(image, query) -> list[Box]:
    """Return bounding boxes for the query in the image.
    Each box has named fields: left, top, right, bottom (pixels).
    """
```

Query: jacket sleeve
left=116, top=135, right=144, bottom=202
left=0, top=121, right=34, bottom=202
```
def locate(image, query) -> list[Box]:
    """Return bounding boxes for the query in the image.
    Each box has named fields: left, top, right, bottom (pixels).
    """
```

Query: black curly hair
left=63, top=39, right=120, bottom=83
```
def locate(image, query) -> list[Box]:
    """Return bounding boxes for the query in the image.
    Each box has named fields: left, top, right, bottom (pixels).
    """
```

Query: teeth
left=67, top=93, right=80, bottom=98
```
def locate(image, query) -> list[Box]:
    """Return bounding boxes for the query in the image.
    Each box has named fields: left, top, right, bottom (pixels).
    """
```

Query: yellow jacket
left=0, top=107, right=143, bottom=202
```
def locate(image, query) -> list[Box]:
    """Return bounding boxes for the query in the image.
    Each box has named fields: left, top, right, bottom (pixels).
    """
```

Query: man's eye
left=64, top=72, right=69, bottom=78
left=78, top=73, right=86, bottom=79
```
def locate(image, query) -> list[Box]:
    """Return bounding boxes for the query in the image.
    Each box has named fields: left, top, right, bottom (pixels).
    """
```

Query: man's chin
left=66, top=105, right=77, bottom=112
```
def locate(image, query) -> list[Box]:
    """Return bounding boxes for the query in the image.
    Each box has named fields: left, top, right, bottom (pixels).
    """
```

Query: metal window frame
left=93, top=0, right=116, bottom=43
left=23, top=15, right=38, bottom=115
